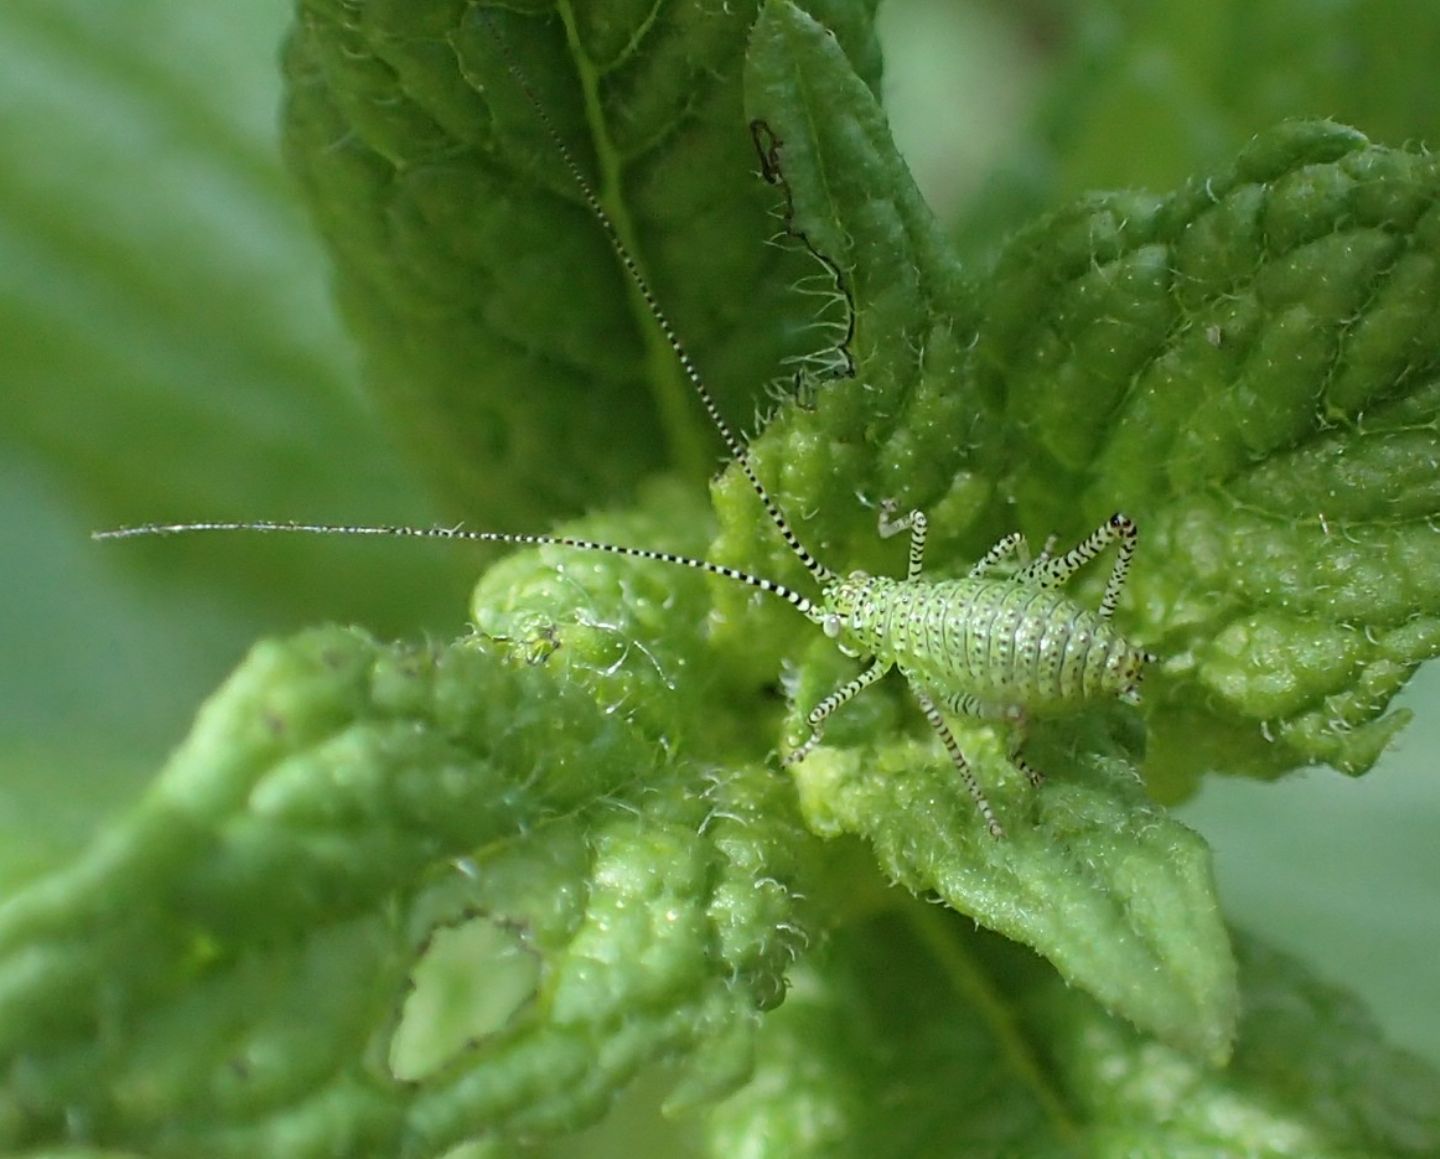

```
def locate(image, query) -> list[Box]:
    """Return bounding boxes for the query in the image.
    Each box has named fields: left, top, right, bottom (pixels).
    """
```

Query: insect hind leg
left=1015, top=513, right=1139, bottom=620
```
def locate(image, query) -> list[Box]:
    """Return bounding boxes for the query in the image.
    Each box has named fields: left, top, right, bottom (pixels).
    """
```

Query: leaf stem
left=902, top=897, right=1080, bottom=1143
left=555, top=0, right=711, bottom=484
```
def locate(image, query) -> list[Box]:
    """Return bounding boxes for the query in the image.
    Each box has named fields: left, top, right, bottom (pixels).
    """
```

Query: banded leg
left=969, top=530, right=1027, bottom=577
left=877, top=500, right=928, bottom=581
left=1016, top=512, right=1139, bottom=620
left=934, top=689, right=1045, bottom=787
left=785, top=658, right=890, bottom=765
left=912, top=687, right=1004, bottom=838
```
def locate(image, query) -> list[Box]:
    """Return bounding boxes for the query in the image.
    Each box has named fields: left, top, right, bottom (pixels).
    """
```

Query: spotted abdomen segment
left=841, top=574, right=1138, bottom=713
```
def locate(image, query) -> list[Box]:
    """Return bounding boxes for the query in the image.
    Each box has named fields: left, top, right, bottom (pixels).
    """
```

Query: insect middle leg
left=785, top=657, right=891, bottom=766
left=1015, top=512, right=1138, bottom=619
left=934, top=689, right=1046, bottom=788
left=911, top=687, right=1004, bottom=839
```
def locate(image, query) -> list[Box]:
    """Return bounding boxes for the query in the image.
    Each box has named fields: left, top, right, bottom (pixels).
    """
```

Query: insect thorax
left=824, top=571, right=1146, bottom=712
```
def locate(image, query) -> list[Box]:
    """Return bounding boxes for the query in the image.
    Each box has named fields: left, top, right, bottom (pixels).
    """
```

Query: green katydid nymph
left=97, top=15, right=1156, bottom=839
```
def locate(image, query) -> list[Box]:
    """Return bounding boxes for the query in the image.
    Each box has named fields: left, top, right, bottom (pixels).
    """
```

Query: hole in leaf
left=389, top=914, right=539, bottom=1081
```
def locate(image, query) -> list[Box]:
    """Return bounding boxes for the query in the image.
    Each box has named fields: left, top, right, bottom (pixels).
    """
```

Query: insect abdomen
left=844, top=575, right=1132, bottom=711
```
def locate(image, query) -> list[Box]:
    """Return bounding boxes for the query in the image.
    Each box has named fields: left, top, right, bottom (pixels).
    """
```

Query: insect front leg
left=911, top=687, right=1005, bottom=839
left=1015, top=512, right=1139, bottom=619
left=876, top=499, right=927, bottom=581
left=934, top=689, right=1046, bottom=788
left=785, top=658, right=891, bottom=765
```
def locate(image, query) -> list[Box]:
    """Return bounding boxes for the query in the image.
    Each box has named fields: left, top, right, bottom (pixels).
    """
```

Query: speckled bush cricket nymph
left=95, top=16, right=1156, bottom=839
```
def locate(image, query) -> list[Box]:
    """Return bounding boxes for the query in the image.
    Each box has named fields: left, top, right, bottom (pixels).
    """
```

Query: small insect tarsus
left=94, top=11, right=1156, bottom=839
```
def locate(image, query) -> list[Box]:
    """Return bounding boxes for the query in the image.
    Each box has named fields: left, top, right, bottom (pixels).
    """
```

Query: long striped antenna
left=97, top=18, right=837, bottom=625
left=92, top=521, right=820, bottom=620
left=481, top=12, right=836, bottom=586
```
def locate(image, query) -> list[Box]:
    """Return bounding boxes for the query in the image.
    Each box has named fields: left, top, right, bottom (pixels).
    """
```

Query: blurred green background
left=2, top=0, right=1435, bottom=1072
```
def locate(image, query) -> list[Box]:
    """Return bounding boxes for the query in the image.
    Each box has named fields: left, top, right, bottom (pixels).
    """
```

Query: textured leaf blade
left=737, top=0, right=1236, bottom=1060
left=792, top=714, right=1236, bottom=1063
left=9, top=0, right=1440, bottom=1153
left=706, top=916, right=1440, bottom=1158
left=0, top=607, right=819, bottom=1155
left=972, top=123, right=1440, bottom=790
left=282, top=0, right=823, bottom=524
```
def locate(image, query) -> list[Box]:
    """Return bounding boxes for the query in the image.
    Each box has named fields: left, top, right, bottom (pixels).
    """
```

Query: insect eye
left=823, top=613, right=843, bottom=638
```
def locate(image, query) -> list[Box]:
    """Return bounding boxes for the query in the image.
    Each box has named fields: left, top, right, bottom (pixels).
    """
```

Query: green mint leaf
left=282, top=0, right=828, bottom=524
left=974, top=122, right=1440, bottom=791
left=734, top=0, right=1234, bottom=1060
left=11, top=0, right=1439, bottom=1153
left=0, top=588, right=818, bottom=1154
left=707, top=915, right=1440, bottom=1157
left=720, top=0, right=1438, bottom=1062
left=792, top=717, right=1234, bottom=1064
